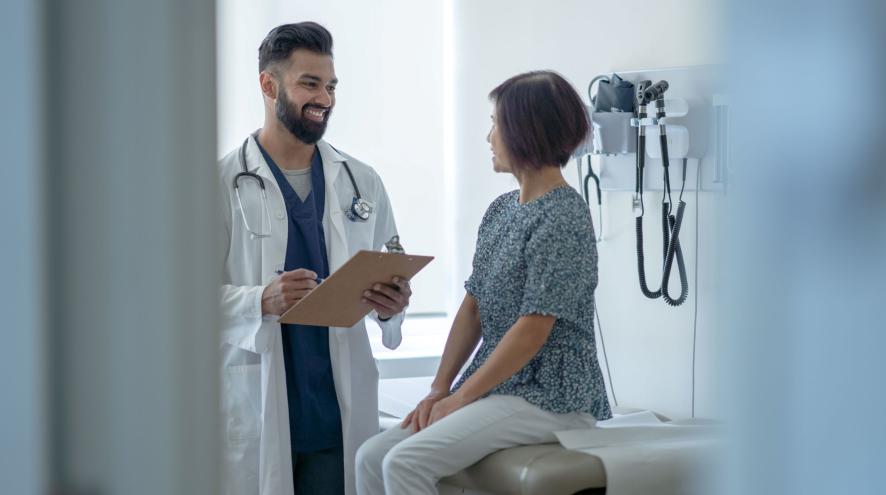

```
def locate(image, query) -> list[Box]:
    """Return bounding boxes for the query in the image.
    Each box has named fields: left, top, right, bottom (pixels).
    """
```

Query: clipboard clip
left=384, top=235, right=405, bottom=254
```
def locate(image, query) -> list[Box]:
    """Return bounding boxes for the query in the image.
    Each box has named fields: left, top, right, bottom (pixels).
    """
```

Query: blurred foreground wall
left=1, top=1, right=221, bottom=493
left=724, top=1, right=886, bottom=493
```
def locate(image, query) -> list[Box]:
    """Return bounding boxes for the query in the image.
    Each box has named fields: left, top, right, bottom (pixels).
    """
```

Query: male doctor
left=217, top=22, right=411, bottom=495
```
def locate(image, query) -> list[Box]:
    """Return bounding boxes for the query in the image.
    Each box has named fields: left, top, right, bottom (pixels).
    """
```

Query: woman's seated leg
left=356, top=394, right=594, bottom=495
left=356, top=420, right=412, bottom=495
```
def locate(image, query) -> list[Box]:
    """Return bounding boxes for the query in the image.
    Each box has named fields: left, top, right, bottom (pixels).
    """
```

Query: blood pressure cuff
left=590, top=73, right=635, bottom=113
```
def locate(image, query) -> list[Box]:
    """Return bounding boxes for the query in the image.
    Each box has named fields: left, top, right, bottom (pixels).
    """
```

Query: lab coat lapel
left=318, top=140, right=348, bottom=273
left=244, top=133, right=277, bottom=183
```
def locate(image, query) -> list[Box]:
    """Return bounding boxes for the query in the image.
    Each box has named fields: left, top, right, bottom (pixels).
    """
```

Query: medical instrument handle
left=635, top=80, right=653, bottom=105
left=644, top=80, right=669, bottom=102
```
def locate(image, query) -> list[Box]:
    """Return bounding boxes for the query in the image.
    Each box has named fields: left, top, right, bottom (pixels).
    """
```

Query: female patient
left=355, top=70, right=612, bottom=495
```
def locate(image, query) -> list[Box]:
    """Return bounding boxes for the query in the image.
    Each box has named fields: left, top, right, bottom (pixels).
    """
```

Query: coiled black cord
left=635, top=109, right=664, bottom=299
left=658, top=123, right=688, bottom=306
left=661, top=133, right=674, bottom=215
left=635, top=108, right=689, bottom=305
left=636, top=216, right=661, bottom=299
left=662, top=201, right=689, bottom=306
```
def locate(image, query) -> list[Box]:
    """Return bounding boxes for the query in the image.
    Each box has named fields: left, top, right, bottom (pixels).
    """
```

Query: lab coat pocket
left=345, top=200, right=378, bottom=250
left=222, top=364, right=262, bottom=441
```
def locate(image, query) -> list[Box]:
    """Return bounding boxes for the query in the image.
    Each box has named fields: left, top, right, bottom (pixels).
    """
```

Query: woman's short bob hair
left=489, top=70, right=589, bottom=171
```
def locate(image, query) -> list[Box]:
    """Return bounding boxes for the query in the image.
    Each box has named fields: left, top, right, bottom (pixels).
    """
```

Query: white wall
left=451, top=0, right=723, bottom=420
left=217, top=0, right=448, bottom=314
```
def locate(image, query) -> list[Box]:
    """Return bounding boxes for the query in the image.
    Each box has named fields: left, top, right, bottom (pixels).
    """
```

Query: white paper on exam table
left=555, top=411, right=723, bottom=495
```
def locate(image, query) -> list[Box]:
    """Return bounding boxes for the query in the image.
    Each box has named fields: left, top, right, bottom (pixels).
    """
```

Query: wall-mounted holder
left=589, top=111, right=636, bottom=155
left=577, top=66, right=727, bottom=192
left=630, top=116, right=664, bottom=127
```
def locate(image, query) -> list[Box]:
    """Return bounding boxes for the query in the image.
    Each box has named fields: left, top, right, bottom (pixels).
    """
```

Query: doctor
left=218, top=22, right=411, bottom=495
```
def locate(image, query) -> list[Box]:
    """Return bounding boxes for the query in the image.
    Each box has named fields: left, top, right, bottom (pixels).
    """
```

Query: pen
left=275, top=269, right=323, bottom=285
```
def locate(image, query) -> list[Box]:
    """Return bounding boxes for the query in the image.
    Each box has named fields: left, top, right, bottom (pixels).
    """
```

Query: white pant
left=355, top=394, right=596, bottom=495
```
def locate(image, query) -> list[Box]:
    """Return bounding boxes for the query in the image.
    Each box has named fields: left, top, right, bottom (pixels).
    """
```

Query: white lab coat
left=217, top=135, right=404, bottom=495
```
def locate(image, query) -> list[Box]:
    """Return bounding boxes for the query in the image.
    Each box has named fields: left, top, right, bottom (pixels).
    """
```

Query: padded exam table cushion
left=439, top=443, right=606, bottom=495
left=437, top=407, right=670, bottom=494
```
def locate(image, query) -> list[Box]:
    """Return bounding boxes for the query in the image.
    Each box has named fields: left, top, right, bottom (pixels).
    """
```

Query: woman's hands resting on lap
left=401, top=387, right=454, bottom=433
left=427, top=392, right=471, bottom=426
left=401, top=388, right=474, bottom=433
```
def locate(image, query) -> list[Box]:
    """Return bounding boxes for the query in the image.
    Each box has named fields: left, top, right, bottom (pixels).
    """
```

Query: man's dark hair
left=258, top=22, right=333, bottom=73
left=489, top=71, right=589, bottom=170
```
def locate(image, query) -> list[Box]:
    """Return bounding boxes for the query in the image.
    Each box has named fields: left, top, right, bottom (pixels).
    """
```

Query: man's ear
left=259, top=71, right=278, bottom=100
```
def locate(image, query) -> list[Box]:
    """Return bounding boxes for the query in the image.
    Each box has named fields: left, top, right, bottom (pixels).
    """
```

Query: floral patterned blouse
left=451, top=186, right=612, bottom=419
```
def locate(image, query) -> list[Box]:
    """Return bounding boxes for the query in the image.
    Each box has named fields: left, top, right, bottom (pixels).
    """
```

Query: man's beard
left=276, top=89, right=331, bottom=144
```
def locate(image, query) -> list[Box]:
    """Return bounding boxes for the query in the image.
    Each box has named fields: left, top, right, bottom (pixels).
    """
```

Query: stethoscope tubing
left=234, top=136, right=372, bottom=238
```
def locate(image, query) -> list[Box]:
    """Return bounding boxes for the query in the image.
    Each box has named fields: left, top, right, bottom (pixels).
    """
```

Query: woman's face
left=487, top=112, right=513, bottom=174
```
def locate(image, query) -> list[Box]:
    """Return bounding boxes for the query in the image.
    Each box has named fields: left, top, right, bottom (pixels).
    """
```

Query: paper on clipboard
left=279, top=250, right=434, bottom=327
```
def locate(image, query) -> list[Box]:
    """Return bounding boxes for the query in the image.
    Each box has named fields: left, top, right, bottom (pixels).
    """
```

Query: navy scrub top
left=256, top=140, right=343, bottom=453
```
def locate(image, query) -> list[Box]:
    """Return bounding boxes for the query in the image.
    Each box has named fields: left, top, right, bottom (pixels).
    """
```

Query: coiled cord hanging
left=634, top=90, right=690, bottom=307
left=635, top=216, right=661, bottom=299
left=662, top=201, right=689, bottom=306
left=659, top=130, right=689, bottom=307
left=635, top=94, right=663, bottom=299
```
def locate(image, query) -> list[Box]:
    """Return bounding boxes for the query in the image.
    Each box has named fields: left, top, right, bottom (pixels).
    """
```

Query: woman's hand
left=400, top=388, right=450, bottom=433
left=427, top=392, right=472, bottom=427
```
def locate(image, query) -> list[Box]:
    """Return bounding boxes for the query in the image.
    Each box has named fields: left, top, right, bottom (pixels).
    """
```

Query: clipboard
left=279, top=250, right=434, bottom=327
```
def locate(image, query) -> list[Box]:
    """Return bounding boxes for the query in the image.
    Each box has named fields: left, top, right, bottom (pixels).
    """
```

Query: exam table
left=378, top=377, right=673, bottom=495
left=440, top=442, right=608, bottom=495
left=379, top=413, right=611, bottom=495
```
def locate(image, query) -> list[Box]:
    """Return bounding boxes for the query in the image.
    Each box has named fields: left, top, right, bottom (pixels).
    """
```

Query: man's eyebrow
left=299, top=74, right=338, bottom=85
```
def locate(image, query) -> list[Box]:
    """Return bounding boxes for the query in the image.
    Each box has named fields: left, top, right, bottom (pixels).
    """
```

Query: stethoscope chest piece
left=346, top=196, right=373, bottom=222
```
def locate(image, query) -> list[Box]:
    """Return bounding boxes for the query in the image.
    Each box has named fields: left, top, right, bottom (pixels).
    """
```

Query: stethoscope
left=233, top=137, right=374, bottom=239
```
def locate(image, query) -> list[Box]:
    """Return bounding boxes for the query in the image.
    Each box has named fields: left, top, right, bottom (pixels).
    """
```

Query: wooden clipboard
left=279, top=250, right=434, bottom=327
